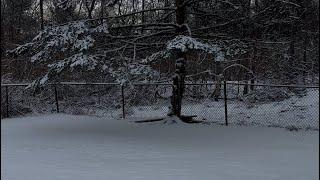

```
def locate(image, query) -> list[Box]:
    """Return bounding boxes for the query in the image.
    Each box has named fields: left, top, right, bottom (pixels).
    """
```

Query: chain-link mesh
left=1, top=85, right=56, bottom=118
left=1, top=84, right=123, bottom=119
left=57, top=84, right=122, bottom=118
left=225, top=83, right=319, bottom=130
left=125, top=84, right=172, bottom=119
left=1, top=83, right=319, bottom=130
left=181, top=84, right=225, bottom=124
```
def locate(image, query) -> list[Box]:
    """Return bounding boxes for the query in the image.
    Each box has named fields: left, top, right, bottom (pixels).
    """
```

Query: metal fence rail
left=1, top=82, right=319, bottom=130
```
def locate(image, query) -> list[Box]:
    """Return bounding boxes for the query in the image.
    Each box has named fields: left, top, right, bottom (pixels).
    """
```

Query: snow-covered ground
left=3, top=85, right=318, bottom=130
left=1, top=114, right=319, bottom=180
left=129, top=89, right=319, bottom=130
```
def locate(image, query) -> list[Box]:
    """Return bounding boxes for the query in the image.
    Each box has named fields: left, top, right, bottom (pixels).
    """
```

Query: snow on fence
left=1, top=82, right=319, bottom=130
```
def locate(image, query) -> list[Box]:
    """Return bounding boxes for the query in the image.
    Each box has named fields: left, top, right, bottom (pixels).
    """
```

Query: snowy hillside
left=1, top=114, right=319, bottom=180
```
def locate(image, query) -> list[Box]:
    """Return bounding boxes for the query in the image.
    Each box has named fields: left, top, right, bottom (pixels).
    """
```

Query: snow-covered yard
left=129, top=89, right=319, bottom=130
left=1, top=114, right=319, bottom=180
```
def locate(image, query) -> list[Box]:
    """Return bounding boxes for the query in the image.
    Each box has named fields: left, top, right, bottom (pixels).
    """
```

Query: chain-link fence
left=57, top=83, right=122, bottom=118
left=1, top=82, right=319, bottom=130
left=1, top=84, right=56, bottom=117
left=1, top=83, right=123, bottom=119
left=224, top=83, right=319, bottom=130
left=124, top=83, right=172, bottom=119
left=178, top=82, right=319, bottom=130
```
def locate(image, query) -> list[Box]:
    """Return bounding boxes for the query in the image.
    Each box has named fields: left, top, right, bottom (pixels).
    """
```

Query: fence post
left=223, top=81, right=228, bottom=126
left=5, top=86, right=9, bottom=118
left=54, top=84, right=60, bottom=113
left=121, top=84, right=125, bottom=119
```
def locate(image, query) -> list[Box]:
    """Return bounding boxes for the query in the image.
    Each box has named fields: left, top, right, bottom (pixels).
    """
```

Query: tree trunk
left=164, top=0, right=171, bottom=23
left=85, top=0, right=96, bottom=19
left=101, top=0, right=105, bottom=24
left=250, top=40, right=257, bottom=91
left=132, top=0, right=136, bottom=24
left=141, top=0, right=145, bottom=33
left=249, top=0, right=257, bottom=91
left=175, top=0, right=186, bottom=33
left=243, top=59, right=249, bottom=95
left=213, top=74, right=222, bottom=101
left=40, top=0, right=44, bottom=30
left=288, top=33, right=295, bottom=85
left=243, top=81, right=249, bottom=95
left=169, top=0, right=186, bottom=117
left=169, top=57, right=186, bottom=117
left=303, top=34, right=308, bottom=83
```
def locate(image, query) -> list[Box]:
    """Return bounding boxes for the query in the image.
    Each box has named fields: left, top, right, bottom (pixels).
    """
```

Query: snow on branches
left=167, top=35, right=225, bottom=61
left=55, top=0, right=76, bottom=10
left=7, top=18, right=159, bottom=91
left=144, top=35, right=225, bottom=63
left=7, top=20, right=109, bottom=88
left=109, top=62, right=159, bottom=85
left=9, top=20, right=108, bottom=63
left=168, top=36, right=215, bottom=53
left=144, top=35, right=250, bottom=64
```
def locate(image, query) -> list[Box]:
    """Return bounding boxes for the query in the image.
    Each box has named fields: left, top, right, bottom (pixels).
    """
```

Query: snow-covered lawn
left=129, top=89, right=319, bottom=130
left=1, top=114, right=319, bottom=180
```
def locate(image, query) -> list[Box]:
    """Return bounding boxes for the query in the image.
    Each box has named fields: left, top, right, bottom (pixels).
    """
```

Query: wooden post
left=54, top=84, right=59, bottom=113
left=121, top=85, right=125, bottom=119
left=223, top=81, right=228, bottom=126
left=5, top=86, right=9, bottom=118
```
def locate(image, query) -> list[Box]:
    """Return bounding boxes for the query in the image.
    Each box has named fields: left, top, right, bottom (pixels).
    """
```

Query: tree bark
left=40, top=0, right=44, bottom=29
left=303, top=33, right=308, bottom=83
left=169, top=58, right=186, bottom=117
left=85, top=0, right=96, bottom=19
left=288, top=29, right=296, bottom=85
left=169, top=0, right=187, bottom=117
left=141, top=0, right=145, bottom=33
left=250, top=40, right=257, bottom=91
left=175, top=0, right=186, bottom=34
left=101, top=0, right=105, bottom=24
left=213, top=74, right=222, bottom=101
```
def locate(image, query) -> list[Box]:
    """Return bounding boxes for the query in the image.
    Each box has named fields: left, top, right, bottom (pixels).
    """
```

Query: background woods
left=1, top=0, right=319, bottom=86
